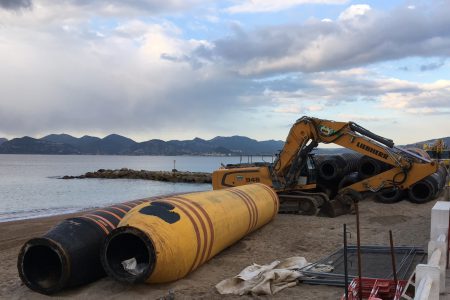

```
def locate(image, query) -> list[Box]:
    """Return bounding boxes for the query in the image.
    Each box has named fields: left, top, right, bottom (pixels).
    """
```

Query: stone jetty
left=61, top=168, right=212, bottom=183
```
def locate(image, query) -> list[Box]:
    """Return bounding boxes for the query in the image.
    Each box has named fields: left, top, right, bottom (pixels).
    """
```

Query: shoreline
left=0, top=207, right=90, bottom=223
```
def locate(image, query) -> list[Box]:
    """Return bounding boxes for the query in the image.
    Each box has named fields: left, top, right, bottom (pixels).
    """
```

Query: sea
left=0, top=154, right=261, bottom=222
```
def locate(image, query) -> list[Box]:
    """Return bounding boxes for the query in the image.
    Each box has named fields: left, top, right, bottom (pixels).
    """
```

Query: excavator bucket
left=319, top=190, right=361, bottom=217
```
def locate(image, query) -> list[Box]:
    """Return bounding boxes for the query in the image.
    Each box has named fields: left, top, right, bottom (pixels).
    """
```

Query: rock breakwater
left=61, top=168, right=212, bottom=183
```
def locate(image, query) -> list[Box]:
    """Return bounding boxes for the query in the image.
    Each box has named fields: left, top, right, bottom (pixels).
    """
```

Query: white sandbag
left=216, top=256, right=308, bottom=296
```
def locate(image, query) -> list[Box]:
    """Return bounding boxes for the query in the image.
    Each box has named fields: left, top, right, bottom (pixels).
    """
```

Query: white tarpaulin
left=215, top=257, right=309, bottom=296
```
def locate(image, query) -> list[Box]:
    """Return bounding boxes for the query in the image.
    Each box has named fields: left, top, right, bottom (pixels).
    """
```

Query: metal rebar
left=355, top=200, right=363, bottom=300
left=389, top=230, right=398, bottom=285
left=344, top=223, right=349, bottom=300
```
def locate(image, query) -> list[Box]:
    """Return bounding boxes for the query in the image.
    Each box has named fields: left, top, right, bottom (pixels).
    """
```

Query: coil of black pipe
left=338, top=172, right=361, bottom=190
left=17, top=194, right=170, bottom=294
left=408, top=165, right=447, bottom=204
left=317, top=153, right=361, bottom=181
left=357, top=155, right=392, bottom=179
left=376, top=188, right=404, bottom=204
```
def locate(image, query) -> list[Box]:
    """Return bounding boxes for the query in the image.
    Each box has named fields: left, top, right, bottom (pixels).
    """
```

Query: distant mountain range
left=0, top=134, right=447, bottom=156
left=0, top=134, right=284, bottom=155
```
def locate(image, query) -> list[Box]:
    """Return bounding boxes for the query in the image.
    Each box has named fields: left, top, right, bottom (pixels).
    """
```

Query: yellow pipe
left=101, top=183, right=278, bottom=283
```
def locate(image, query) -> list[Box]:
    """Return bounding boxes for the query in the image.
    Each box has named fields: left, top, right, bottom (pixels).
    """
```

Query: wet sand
left=0, top=196, right=446, bottom=299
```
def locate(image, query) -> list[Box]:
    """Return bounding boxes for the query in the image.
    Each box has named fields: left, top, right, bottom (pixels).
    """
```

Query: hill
left=0, top=134, right=284, bottom=155
left=0, top=137, right=80, bottom=154
left=1, top=134, right=448, bottom=156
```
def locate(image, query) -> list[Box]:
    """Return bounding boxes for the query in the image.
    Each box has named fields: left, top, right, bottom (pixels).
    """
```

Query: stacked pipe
left=317, top=153, right=361, bottom=181
left=18, top=184, right=278, bottom=294
left=357, top=155, right=392, bottom=179
left=408, top=164, right=448, bottom=204
left=17, top=194, right=173, bottom=294
left=313, top=153, right=361, bottom=198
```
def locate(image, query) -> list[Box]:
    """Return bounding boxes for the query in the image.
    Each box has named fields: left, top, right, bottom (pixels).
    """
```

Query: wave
left=0, top=206, right=98, bottom=223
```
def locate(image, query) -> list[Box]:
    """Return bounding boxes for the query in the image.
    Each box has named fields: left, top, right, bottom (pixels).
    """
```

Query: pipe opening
left=103, top=227, right=155, bottom=283
left=382, top=190, right=397, bottom=198
left=321, top=163, right=335, bottom=178
left=408, top=180, right=435, bottom=204
left=21, top=244, right=63, bottom=292
left=360, top=162, right=376, bottom=176
left=376, top=189, right=403, bottom=203
left=410, top=182, right=432, bottom=201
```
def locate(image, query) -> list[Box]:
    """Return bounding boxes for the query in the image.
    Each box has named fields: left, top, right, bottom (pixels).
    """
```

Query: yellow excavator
left=212, top=116, right=439, bottom=217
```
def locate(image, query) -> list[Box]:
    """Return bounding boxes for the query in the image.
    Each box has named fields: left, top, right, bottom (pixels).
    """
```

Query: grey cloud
left=256, top=69, right=450, bottom=116
left=0, top=31, right=262, bottom=138
left=160, top=53, right=204, bottom=69
left=1, top=0, right=204, bottom=15
left=194, top=2, right=450, bottom=75
left=61, top=0, right=202, bottom=14
left=420, top=60, right=445, bottom=71
left=0, top=0, right=31, bottom=10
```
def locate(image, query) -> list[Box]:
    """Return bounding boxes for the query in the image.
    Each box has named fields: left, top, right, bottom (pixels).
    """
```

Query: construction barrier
left=413, top=201, right=450, bottom=300
left=101, top=183, right=279, bottom=284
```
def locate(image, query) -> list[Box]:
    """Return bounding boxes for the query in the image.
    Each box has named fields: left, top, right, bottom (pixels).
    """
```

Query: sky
left=0, top=0, right=449, bottom=144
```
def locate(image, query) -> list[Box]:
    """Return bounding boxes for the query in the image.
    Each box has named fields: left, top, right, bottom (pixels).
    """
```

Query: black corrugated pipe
left=376, top=188, right=404, bottom=204
left=317, top=153, right=361, bottom=181
left=357, top=156, right=391, bottom=179
left=311, top=154, right=327, bottom=167
left=408, top=176, right=437, bottom=204
left=17, top=194, right=170, bottom=294
left=338, top=172, right=361, bottom=190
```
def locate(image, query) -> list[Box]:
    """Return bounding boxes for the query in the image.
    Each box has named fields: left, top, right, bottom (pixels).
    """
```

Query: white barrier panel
left=415, top=275, right=433, bottom=300
left=430, top=202, right=450, bottom=241
left=414, top=201, right=449, bottom=300
left=415, top=263, right=440, bottom=300
left=428, top=234, right=447, bottom=293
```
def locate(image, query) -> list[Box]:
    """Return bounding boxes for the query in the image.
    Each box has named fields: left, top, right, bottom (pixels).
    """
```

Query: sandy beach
left=0, top=195, right=446, bottom=299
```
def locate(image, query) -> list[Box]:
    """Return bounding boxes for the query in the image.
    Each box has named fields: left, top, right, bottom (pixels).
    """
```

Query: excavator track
left=278, top=191, right=329, bottom=215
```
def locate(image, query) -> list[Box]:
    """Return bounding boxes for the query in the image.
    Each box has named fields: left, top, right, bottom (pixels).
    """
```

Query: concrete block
left=415, top=264, right=440, bottom=300
left=431, top=201, right=450, bottom=241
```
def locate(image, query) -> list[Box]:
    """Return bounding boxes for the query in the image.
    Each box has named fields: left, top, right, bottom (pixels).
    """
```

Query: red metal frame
left=341, top=278, right=407, bottom=300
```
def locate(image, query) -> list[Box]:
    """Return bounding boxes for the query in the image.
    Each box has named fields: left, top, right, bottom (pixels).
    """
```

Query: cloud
left=0, top=0, right=31, bottom=10
left=338, top=4, right=371, bottom=21
left=196, top=2, right=450, bottom=75
left=0, top=16, right=261, bottom=139
left=380, top=80, right=450, bottom=114
left=226, top=0, right=347, bottom=14
left=420, top=59, right=446, bottom=71
left=336, top=114, right=388, bottom=122
left=258, top=68, right=449, bottom=116
left=0, top=0, right=206, bottom=18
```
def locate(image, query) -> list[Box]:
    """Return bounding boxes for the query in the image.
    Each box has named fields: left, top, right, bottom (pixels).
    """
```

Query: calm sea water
left=0, top=154, right=255, bottom=222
